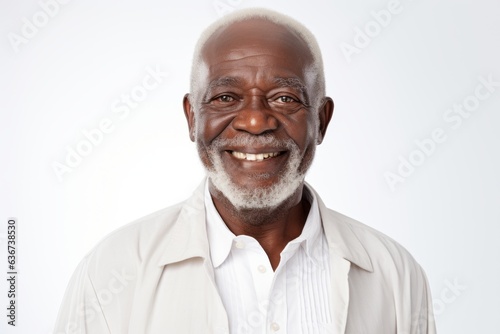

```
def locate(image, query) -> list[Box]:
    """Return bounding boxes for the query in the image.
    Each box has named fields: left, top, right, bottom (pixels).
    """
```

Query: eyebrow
left=207, top=76, right=307, bottom=91
left=273, top=77, right=307, bottom=93
left=207, top=77, right=242, bottom=91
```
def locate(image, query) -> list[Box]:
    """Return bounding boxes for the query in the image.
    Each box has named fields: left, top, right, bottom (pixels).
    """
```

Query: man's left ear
left=316, top=97, right=334, bottom=145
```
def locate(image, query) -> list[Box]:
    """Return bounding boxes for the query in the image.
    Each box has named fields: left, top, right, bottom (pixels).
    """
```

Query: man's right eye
left=215, top=95, right=235, bottom=103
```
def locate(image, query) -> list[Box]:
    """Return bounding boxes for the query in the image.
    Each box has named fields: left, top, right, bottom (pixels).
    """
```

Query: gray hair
left=189, top=8, right=326, bottom=110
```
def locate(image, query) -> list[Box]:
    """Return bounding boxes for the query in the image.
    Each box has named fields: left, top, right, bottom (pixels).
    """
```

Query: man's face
left=185, top=19, right=330, bottom=210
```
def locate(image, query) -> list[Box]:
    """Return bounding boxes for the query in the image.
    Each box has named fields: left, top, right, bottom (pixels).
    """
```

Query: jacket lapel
left=308, top=183, right=373, bottom=334
left=147, top=180, right=229, bottom=332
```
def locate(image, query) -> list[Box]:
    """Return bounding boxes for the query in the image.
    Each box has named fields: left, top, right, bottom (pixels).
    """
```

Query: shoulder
left=81, top=201, right=186, bottom=276
left=324, top=207, right=427, bottom=280
left=55, top=196, right=207, bottom=332
left=314, top=196, right=435, bottom=331
left=330, top=209, right=411, bottom=256
left=75, top=180, right=207, bottom=282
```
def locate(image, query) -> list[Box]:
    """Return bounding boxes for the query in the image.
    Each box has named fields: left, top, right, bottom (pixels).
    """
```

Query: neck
left=209, top=182, right=311, bottom=270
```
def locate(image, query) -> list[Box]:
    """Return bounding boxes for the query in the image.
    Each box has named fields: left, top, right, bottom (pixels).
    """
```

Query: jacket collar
left=308, top=183, right=374, bottom=272
left=157, top=180, right=211, bottom=266
left=157, top=179, right=373, bottom=273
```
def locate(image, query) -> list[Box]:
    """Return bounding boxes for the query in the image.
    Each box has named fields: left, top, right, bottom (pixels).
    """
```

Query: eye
left=204, top=93, right=240, bottom=111
left=277, top=96, right=297, bottom=103
left=215, top=95, right=235, bottom=103
left=268, top=94, right=305, bottom=114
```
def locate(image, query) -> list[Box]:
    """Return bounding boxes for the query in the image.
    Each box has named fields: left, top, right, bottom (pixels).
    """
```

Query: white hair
left=189, top=8, right=326, bottom=110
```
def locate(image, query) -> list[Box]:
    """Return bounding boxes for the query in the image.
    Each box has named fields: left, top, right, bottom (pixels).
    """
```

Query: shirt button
left=270, top=322, right=280, bottom=331
left=257, top=265, right=267, bottom=273
left=234, top=241, right=245, bottom=249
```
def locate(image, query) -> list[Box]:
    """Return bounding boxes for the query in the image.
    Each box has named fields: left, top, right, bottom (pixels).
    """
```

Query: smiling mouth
left=229, top=151, right=283, bottom=161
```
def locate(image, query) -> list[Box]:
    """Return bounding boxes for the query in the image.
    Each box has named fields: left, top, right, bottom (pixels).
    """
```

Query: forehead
left=200, top=19, right=314, bottom=83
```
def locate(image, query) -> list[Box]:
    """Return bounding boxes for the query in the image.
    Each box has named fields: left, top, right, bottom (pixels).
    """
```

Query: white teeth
left=231, top=151, right=280, bottom=161
left=233, top=151, right=246, bottom=159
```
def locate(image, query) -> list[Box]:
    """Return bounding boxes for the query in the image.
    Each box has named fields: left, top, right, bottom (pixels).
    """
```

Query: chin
left=208, top=167, right=305, bottom=211
left=201, top=133, right=315, bottom=210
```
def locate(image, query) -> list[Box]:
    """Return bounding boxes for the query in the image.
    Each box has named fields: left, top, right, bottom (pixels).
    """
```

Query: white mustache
left=209, top=134, right=296, bottom=151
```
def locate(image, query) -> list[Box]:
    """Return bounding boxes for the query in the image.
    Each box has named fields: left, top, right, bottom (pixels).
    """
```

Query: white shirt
left=205, top=182, right=333, bottom=334
left=54, top=180, right=436, bottom=333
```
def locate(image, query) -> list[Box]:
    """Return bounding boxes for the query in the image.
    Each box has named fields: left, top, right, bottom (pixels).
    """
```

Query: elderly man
left=55, top=8, right=436, bottom=334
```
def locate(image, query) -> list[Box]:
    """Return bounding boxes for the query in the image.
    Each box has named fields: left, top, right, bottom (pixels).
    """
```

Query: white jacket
left=54, top=181, right=436, bottom=334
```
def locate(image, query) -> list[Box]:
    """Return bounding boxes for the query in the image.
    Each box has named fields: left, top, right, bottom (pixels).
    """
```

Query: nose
left=231, top=97, right=279, bottom=135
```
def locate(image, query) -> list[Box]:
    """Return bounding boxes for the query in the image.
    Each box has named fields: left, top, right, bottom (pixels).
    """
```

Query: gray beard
left=200, top=134, right=311, bottom=211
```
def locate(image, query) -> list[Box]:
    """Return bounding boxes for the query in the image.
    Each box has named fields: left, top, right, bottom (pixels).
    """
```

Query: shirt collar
left=204, top=181, right=236, bottom=268
left=204, top=180, right=325, bottom=269
left=156, top=178, right=373, bottom=274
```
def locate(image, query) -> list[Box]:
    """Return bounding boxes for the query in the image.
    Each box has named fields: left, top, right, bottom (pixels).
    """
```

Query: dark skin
left=183, top=19, right=334, bottom=270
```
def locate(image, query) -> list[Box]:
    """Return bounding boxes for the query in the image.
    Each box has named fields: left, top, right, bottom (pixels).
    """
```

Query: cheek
left=195, top=111, right=235, bottom=145
left=295, top=114, right=319, bottom=171
left=281, top=111, right=318, bottom=150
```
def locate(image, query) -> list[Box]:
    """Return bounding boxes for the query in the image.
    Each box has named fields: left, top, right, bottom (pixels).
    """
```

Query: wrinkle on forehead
left=201, top=18, right=314, bottom=66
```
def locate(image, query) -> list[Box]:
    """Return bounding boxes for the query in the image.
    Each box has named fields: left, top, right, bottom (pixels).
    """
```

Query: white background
left=1, top=0, right=499, bottom=333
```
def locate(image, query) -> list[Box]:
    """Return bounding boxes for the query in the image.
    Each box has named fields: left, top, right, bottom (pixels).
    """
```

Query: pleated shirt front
left=205, top=183, right=333, bottom=334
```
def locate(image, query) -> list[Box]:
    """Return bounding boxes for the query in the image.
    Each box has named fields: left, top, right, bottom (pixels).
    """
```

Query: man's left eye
left=277, top=96, right=296, bottom=103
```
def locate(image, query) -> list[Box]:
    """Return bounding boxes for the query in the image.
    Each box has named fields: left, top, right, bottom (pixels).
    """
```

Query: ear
left=316, top=97, right=334, bottom=145
left=183, top=93, right=196, bottom=142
